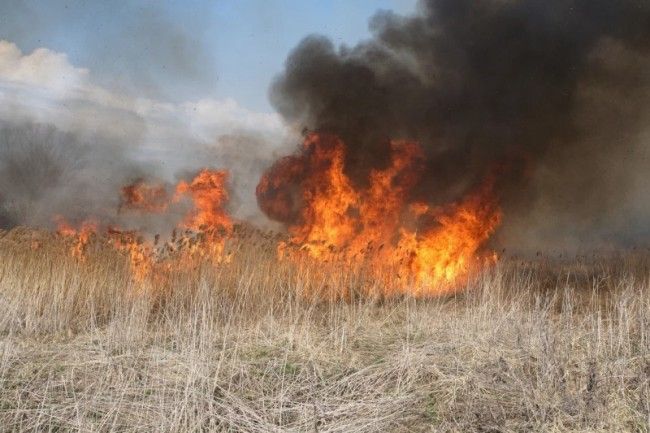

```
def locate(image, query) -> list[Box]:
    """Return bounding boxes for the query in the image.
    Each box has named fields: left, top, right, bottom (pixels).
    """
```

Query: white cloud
left=179, top=98, right=287, bottom=142
left=0, top=40, right=291, bottom=153
left=0, top=40, right=87, bottom=94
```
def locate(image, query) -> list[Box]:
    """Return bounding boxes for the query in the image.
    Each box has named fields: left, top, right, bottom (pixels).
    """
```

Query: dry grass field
left=0, top=226, right=648, bottom=432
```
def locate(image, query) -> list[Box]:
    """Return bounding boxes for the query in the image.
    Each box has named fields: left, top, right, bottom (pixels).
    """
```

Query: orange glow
left=52, top=169, right=233, bottom=281
left=54, top=216, right=98, bottom=260
left=174, top=169, right=232, bottom=261
left=396, top=178, right=502, bottom=294
left=287, top=134, right=359, bottom=257
left=174, top=169, right=232, bottom=234
left=107, top=228, right=154, bottom=282
left=257, top=132, right=502, bottom=295
left=120, top=180, right=169, bottom=213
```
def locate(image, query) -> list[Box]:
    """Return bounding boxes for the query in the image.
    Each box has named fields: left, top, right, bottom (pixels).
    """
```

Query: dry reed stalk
left=0, top=227, right=648, bottom=432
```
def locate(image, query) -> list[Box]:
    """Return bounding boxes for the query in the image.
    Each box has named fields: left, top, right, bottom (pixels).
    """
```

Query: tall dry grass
left=0, top=226, right=648, bottom=432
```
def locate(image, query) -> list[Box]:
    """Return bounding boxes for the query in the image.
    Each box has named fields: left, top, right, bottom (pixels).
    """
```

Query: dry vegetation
left=0, top=226, right=648, bottom=432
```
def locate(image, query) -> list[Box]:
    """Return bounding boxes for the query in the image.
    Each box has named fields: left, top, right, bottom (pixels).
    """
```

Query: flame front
left=50, top=139, right=501, bottom=298
left=55, top=216, right=98, bottom=260
left=396, top=180, right=502, bottom=292
left=54, top=169, right=233, bottom=283
left=257, top=133, right=502, bottom=295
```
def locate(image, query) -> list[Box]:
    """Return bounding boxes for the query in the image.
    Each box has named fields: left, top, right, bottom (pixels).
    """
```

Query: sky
left=0, top=0, right=418, bottom=112
left=0, top=0, right=418, bottom=224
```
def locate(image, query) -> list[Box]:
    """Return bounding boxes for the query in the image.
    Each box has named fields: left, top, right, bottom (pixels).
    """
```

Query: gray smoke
left=267, top=0, right=650, bottom=251
left=0, top=120, right=288, bottom=234
left=0, top=121, right=148, bottom=229
left=0, top=0, right=290, bottom=233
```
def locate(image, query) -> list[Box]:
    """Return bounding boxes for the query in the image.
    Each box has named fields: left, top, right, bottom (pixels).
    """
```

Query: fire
left=286, top=133, right=359, bottom=257
left=55, top=216, right=98, bottom=260
left=107, top=228, right=154, bottom=282
left=174, top=169, right=232, bottom=261
left=396, top=180, right=502, bottom=293
left=174, top=169, right=232, bottom=234
left=120, top=180, right=168, bottom=213
left=53, top=169, right=233, bottom=281
left=50, top=137, right=501, bottom=298
left=257, top=132, right=502, bottom=295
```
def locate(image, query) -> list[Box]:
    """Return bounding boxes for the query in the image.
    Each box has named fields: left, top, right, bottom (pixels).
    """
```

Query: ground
left=0, top=228, right=648, bottom=432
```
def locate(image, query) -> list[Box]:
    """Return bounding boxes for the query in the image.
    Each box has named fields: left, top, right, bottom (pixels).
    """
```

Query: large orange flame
left=257, top=132, right=502, bottom=295
left=396, top=179, right=502, bottom=293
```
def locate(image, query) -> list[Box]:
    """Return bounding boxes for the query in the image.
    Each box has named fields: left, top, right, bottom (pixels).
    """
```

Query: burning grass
left=0, top=226, right=648, bottom=432
left=257, top=133, right=503, bottom=295
left=45, top=133, right=506, bottom=298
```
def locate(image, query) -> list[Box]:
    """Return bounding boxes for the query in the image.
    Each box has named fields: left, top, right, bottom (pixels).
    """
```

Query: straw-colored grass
left=0, top=226, right=648, bottom=432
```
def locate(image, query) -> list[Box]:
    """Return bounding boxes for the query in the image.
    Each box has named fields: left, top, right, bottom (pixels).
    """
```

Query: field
left=0, top=227, right=648, bottom=432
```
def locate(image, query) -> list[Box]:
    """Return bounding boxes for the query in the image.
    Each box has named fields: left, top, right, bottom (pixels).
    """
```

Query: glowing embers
left=257, top=132, right=501, bottom=294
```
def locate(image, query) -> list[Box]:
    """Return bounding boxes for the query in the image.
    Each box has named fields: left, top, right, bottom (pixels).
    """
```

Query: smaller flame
left=52, top=169, right=233, bottom=282
left=107, top=227, right=154, bottom=282
left=54, top=216, right=98, bottom=260
left=174, top=169, right=232, bottom=234
left=173, top=169, right=232, bottom=262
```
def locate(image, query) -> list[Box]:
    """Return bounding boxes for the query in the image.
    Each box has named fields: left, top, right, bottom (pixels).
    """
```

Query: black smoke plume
left=265, top=0, right=650, bottom=251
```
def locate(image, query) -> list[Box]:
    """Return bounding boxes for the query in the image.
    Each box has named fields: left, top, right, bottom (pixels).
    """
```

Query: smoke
left=0, top=39, right=291, bottom=233
left=192, top=134, right=293, bottom=228
left=152, top=132, right=294, bottom=229
left=97, top=4, right=216, bottom=101
left=0, top=119, right=292, bottom=235
left=0, top=121, right=147, bottom=228
left=502, top=37, right=650, bottom=251
left=267, top=0, right=650, bottom=251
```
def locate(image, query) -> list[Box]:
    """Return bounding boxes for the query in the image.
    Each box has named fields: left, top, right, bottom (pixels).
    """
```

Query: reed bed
left=0, top=226, right=648, bottom=432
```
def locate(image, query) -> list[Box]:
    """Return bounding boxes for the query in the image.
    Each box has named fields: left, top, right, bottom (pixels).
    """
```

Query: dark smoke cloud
left=268, top=0, right=650, bottom=251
